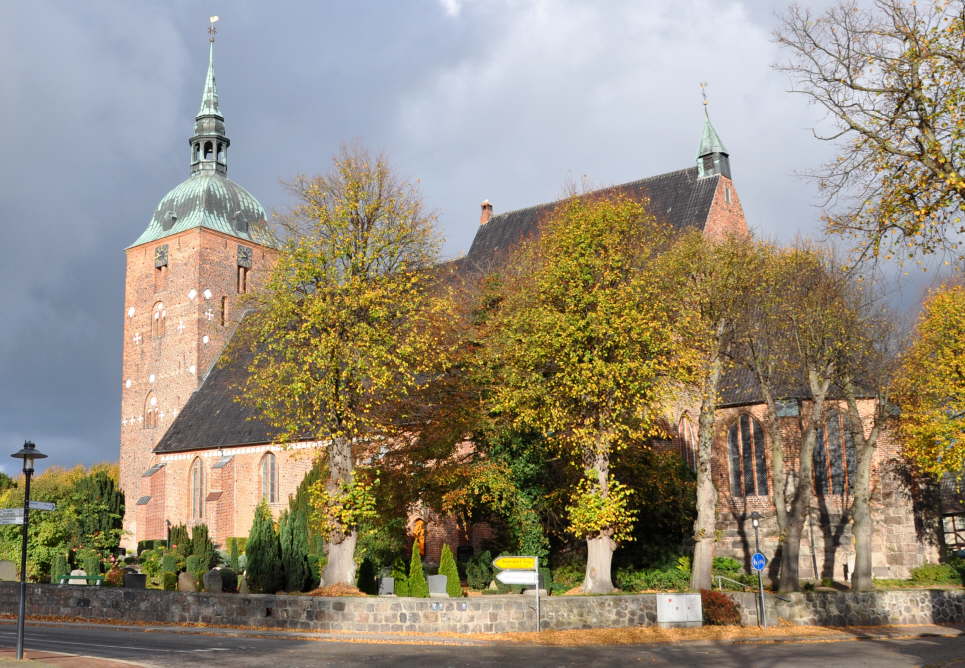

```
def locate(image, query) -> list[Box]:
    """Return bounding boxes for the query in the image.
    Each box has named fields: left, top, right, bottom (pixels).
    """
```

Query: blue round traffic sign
left=751, top=552, right=767, bottom=571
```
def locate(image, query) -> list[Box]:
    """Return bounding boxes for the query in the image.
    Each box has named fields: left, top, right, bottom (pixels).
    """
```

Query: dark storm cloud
left=0, top=0, right=949, bottom=474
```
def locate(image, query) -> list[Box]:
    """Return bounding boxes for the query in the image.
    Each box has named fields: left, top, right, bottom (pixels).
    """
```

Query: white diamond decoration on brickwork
left=202, top=335, right=210, bottom=344
left=204, top=309, right=214, bottom=320
left=127, top=307, right=136, bottom=318
left=187, top=289, right=198, bottom=300
left=125, top=379, right=132, bottom=388
left=203, top=289, right=212, bottom=300
left=132, top=333, right=142, bottom=344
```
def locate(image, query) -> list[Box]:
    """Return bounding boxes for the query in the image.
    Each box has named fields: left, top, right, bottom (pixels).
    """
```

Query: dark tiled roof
left=461, top=167, right=719, bottom=271
left=153, top=346, right=275, bottom=454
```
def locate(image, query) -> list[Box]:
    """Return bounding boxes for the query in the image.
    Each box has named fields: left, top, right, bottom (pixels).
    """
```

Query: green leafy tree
left=232, top=145, right=454, bottom=586
left=407, top=541, right=429, bottom=598
left=246, top=501, right=283, bottom=594
left=482, top=193, right=691, bottom=593
left=777, top=0, right=965, bottom=261
left=438, top=544, right=462, bottom=597
left=70, top=470, right=124, bottom=553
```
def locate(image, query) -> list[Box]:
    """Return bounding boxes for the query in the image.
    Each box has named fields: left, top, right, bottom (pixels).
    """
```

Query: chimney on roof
left=480, top=200, right=493, bottom=225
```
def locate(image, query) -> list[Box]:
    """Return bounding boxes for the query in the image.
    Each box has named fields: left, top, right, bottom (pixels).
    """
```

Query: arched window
left=217, top=142, right=225, bottom=163
left=412, top=518, right=426, bottom=556
left=143, top=392, right=158, bottom=429
left=814, top=409, right=857, bottom=495
left=678, top=413, right=697, bottom=471
left=193, top=143, right=200, bottom=162
left=203, top=141, right=213, bottom=160
left=260, top=452, right=277, bottom=503
left=152, top=302, right=166, bottom=338
left=190, top=458, right=205, bottom=519
left=727, top=414, right=768, bottom=497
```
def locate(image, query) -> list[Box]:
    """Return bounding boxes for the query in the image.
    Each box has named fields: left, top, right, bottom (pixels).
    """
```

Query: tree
left=190, top=524, right=217, bottom=569
left=407, top=541, right=429, bottom=598
left=776, top=0, right=965, bottom=261
left=735, top=244, right=855, bottom=592
left=233, top=145, right=454, bottom=586
left=439, top=543, right=462, bottom=597
left=660, top=230, right=763, bottom=589
left=483, top=193, right=691, bottom=593
left=246, top=501, right=283, bottom=594
left=279, top=508, right=311, bottom=592
left=892, top=283, right=965, bottom=476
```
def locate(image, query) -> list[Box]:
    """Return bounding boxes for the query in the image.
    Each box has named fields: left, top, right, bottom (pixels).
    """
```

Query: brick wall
left=702, top=176, right=748, bottom=239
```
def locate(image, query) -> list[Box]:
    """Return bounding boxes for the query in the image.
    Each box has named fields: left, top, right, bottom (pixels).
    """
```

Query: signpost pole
left=534, top=555, right=540, bottom=633
left=16, top=463, right=32, bottom=660
left=751, top=512, right=766, bottom=628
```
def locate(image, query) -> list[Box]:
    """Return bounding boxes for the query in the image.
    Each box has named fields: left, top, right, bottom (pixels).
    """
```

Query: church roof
left=697, top=114, right=728, bottom=158
left=460, top=167, right=720, bottom=272
left=197, top=41, right=221, bottom=119
left=129, top=171, right=277, bottom=248
left=154, top=342, right=275, bottom=454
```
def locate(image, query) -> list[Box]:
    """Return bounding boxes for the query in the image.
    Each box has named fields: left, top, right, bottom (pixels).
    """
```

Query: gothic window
left=727, top=414, right=768, bottom=497
left=237, top=267, right=249, bottom=294
left=154, top=244, right=169, bottom=291
left=813, top=409, right=857, bottom=495
left=237, top=245, right=252, bottom=294
left=190, top=458, right=205, bottom=519
left=260, top=452, right=277, bottom=503
left=152, top=302, right=166, bottom=338
left=144, top=392, right=158, bottom=429
left=678, top=413, right=697, bottom=471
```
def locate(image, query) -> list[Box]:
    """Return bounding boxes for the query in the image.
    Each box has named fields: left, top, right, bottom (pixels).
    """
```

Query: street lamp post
left=11, top=441, right=47, bottom=661
left=750, top=511, right=766, bottom=628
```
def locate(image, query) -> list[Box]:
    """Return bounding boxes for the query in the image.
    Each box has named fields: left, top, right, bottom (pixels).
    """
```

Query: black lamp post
left=750, top=511, right=766, bottom=628
left=11, top=441, right=46, bottom=661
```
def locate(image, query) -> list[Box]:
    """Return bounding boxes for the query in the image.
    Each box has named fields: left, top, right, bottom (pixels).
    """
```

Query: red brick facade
left=703, top=175, right=748, bottom=239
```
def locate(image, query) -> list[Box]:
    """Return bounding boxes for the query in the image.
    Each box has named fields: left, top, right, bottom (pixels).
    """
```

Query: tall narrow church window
left=237, top=245, right=252, bottom=294
left=724, top=185, right=732, bottom=204
left=813, top=409, right=856, bottom=495
left=191, top=458, right=205, bottom=519
left=152, top=302, right=166, bottom=338
left=260, top=452, right=277, bottom=503
left=677, top=413, right=697, bottom=471
left=220, top=296, right=227, bottom=327
left=144, top=392, right=158, bottom=429
left=154, top=244, right=169, bottom=292
left=814, top=425, right=828, bottom=494
left=727, top=414, right=767, bottom=497
left=237, top=267, right=248, bottom=294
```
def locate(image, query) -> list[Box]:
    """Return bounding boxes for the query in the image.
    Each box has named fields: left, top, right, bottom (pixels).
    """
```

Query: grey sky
left=0, top=0, right=949, bottom=475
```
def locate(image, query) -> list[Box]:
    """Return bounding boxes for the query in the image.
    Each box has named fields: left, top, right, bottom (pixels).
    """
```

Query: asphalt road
left=0, top=623, right=963, bottom=667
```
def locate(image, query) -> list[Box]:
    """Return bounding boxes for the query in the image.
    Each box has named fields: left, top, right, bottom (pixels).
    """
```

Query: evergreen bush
left=161, top=571, right=177, bottom=591
left=246, top=500, right=283, bottom=593
left=220, top=567, right=238, bottom=593
left=391, top=558, right=409, bottom=596
left=910, top=562, right=961, bottom=585
left=279, top=508, right=311, bottom=592
left=228, top=537, right=240, bottom=571
left=50, top=552, right=68, bottom=584
left=465, top=550, right=493, bottom=590
left=191, top=523, right=217, bottom=569
left=356, top=557, right=378, bottom=595
left=186, top=555, right=206, bottom=585
left=407, top=542, right=429, bottom=598
left=78, top=549, right=101, bottom=575
left=168, top=524, right=191, bottom=558
left=439, top=544, right=462, bottom=597
left=161, top=552, right=177, bottom=574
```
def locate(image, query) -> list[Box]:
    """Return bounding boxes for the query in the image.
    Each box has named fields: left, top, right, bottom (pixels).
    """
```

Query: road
left=0, top=622, right=963, bottom=667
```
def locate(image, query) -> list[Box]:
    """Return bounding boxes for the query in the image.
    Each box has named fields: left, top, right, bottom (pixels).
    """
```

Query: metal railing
left=714, top=575, right=753, bottom=591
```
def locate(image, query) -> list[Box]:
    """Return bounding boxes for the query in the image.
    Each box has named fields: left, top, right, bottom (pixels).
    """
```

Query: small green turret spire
left=189, top=17, right=230, bottom=176
left=696, top=83, right=731, bottom=179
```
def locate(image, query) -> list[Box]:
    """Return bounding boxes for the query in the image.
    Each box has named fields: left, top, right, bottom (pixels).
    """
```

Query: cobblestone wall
left=1, top=584, right=960, bottom=633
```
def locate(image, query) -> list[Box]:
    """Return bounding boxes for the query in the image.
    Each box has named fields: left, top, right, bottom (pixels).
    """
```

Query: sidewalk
left=0, top=647, right=144, bottom=667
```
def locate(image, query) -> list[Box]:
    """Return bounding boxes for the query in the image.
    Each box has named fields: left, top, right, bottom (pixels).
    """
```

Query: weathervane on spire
left=700, top=81, right=709, bottom=117
left=208, top=15, right=219, bottom=43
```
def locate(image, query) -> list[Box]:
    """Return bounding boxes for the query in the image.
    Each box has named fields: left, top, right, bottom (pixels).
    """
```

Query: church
left=119, top=33, right=938, bottom=581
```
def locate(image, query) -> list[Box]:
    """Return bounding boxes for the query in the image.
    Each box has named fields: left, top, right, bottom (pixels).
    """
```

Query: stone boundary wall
left=0, top=584, right=961, bottom=633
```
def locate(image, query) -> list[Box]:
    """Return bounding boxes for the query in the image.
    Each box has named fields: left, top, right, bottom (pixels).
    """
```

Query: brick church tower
left=118, top=30, right=277, bottom=550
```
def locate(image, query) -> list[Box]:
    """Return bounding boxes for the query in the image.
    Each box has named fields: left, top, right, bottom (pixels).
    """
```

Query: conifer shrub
left=162, top=571, right=177, bottom=590
left=246, top=501, right=283, bottom=593
left=191, top=523, right=217, bottom=569
left=78, top=549, right=101, bottom=575
left=391, top=558, right=409, bottom=596
left=439, top=544, right=462, bottom=597
left=220, top=567, right=238, bottom=593
left=186, top=555, right=206, bottom=586
left=50, top=552, right=69, bottom=584
left=228, top=537, right=240, bottom=571
left=279, top=508, right=311, bottom=592
left=465, top=550, right=493, bottom=590
left=161, top=552, right=178, bottom=574
left=407, top=542, right=429, bottom=598
left=168, top=524, right=191, bottom=559
left=700, top=589, right=741, bottom=625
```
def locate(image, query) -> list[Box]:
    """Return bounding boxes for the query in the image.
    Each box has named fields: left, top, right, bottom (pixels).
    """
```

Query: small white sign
left=0, top=509, right=24, bottom=525
left=29, top=501, right=55, bottom=511
left=495, top=569, right=538, bottom=586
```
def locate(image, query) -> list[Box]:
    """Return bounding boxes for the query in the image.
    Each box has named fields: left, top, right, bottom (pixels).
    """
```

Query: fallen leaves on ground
left=307, top=583, right=364, bottom=597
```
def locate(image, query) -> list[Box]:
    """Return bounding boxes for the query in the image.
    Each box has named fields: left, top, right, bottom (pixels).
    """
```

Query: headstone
left=203, top=568, right=223, bottom=593
left=178, top=571, right=198, bottom=592
left=378, top=576, right=394, bottom=596
left=0, top=560, right=17, bottom=582
left=238, top=574, right=250, bottom=594
left=427, top=574, right=449, bottom=598
left=123, top=572, right=147, bottom=589
left=68, top=569, right=88, bottom=585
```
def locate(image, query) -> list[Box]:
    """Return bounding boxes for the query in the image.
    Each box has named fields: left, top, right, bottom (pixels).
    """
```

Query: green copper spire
left=197, top=40, right=222, bottom=119
left=695, top=88, right=731, bottom=179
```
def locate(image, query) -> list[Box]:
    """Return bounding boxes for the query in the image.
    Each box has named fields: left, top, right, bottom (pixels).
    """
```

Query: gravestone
left=177, top=571, right=198, bottom=592
left=203, top=568, right=223, bottom=593
left=378, top=576, right=394, bottom=596
left=427, top=574, right=449, bottom=598
left=0, top=560, right=17, bottom=581
left=67, top=569, right=88, bottom=585
left=123, top=572, right=147, bottom=589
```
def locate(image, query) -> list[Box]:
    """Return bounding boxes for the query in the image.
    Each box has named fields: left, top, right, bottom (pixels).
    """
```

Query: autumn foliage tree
left=893, top=282, right=965, bottom=477
left=482, top=194, right=691, bottom=593
left=777, top=0, right=965, bottom=261
left=233, top=145, right=454, bottom=587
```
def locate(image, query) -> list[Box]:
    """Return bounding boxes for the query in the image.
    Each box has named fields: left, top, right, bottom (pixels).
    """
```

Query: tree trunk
left=322, top=531, right=358, bottom=588
left=321, top=435, right=356, bottom=587
left=843, top=381, right=881, bottom=592
left=691, top=345, right=724, bottom=591
left=583, top=534, right=616, bottom=594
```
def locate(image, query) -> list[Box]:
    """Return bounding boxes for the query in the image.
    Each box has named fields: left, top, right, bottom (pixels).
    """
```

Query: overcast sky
left=0, top=0, right=952, bottom=475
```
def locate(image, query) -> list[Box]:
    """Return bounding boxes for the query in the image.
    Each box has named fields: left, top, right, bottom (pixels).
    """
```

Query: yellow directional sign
left=493, top=556, right=537, bottom=571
